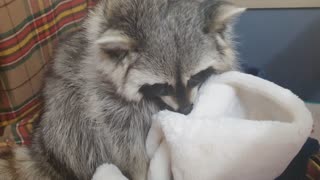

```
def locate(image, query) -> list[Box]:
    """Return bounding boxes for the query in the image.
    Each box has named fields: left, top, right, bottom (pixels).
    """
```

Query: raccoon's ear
left=201, top=1, right=246, bottom=34
left=96, top=30, right=134, bottom=61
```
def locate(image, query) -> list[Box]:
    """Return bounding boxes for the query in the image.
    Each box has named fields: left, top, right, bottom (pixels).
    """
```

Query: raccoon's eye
left=187, top=68, right=215, bottom=88
left=139, top=83, right=174, bottom=98
left=96, top=30, right=133, bottom=62
left=102, top=48, right=128, bottom=61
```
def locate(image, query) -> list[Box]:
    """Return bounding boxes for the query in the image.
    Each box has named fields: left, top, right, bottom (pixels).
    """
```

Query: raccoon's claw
left=92, top=163, right=128, bottom=180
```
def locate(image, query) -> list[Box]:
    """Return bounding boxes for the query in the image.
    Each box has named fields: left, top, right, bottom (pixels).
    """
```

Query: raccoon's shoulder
left=47, top=30, right=89, bottom=82
left=55, top=30, right=88, bottom=64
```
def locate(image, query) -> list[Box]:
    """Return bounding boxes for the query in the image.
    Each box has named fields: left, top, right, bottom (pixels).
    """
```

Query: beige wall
left=228, top=0, right=320, bottom=8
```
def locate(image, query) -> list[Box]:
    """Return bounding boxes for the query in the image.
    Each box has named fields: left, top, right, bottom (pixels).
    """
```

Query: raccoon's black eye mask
left=139, top=83, right=175, bottom=111
left=187, top=67, right=215, bottom=88
left=152, top=97, right=175, bottom=111
left=139, top=68, right=215, bottom=98
left=139, top=83, right=174, bottom=98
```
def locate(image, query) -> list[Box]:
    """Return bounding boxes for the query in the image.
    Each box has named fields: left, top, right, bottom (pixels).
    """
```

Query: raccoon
left=0, top=0, right=245, bottom=179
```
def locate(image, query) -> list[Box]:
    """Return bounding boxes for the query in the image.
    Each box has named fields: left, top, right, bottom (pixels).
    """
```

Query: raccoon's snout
left=178, top=104, right=193, bottom=115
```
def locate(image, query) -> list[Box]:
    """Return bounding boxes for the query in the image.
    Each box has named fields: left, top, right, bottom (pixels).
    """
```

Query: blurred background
left=235, top=8, right=320, bottom=102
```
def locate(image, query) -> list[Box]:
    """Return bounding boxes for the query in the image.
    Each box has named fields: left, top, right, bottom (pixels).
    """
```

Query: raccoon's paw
left=92, top=163, right=128, bottom=180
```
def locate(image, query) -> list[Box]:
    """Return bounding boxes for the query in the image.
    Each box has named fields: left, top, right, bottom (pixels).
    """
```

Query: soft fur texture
left=0, top=0, right=245, bottom=179
left=93, top=71, right=313, bottom=180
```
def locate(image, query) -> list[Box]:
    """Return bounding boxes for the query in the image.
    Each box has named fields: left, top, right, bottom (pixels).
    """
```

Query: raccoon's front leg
left=119, top=146, right=149, bottom=180
left=92, top=129, right=150, bottom=180
left=132, top=171, right=148, bottom=180
left=129, top=160, right=149, bottom=180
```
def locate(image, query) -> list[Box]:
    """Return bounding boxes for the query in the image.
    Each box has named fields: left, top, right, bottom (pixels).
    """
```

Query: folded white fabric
left=146, top=71, right=313, bottom=180
left=92, top=71, right=313, bottom=180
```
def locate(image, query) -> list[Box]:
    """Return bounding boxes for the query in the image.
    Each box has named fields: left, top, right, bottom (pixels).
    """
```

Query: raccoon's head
left=85, top=0, right=245, bottom=114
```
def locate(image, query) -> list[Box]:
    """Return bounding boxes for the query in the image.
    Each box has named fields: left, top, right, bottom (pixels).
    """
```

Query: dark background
left=234, top=8, right=320, bottom=102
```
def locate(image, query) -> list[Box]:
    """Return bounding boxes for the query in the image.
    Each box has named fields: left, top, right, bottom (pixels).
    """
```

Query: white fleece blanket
left=92, top=71, right=313, bottom=180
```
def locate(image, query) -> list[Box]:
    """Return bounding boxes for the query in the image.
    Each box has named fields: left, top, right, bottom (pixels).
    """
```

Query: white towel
left=93, top=71, right=313, bottom=180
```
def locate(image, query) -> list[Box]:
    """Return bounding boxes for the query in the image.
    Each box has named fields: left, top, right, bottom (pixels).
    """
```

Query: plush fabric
left=92, top=163, right=128, bottom=180
left=0, top=0, right=96, bottom=147
left=93, top=71, right=313, bottom=180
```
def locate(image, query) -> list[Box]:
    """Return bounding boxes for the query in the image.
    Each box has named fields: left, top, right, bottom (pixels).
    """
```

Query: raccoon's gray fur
left=0, top=0, right=245, bottom=179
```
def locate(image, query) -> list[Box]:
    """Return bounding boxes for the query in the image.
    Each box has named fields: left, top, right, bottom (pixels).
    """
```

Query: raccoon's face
left=85, top=0, right=245, bottom=114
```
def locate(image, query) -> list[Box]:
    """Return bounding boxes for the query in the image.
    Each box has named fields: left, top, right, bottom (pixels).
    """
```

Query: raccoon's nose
left=178, top=104, right=193, bottom=115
